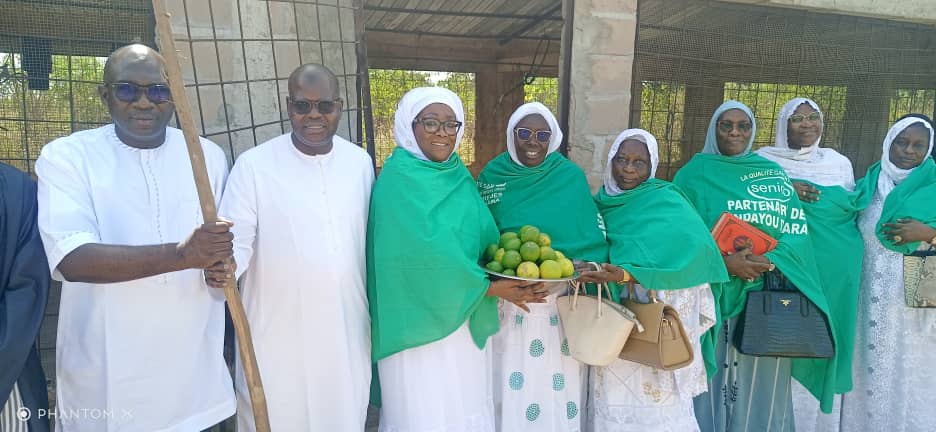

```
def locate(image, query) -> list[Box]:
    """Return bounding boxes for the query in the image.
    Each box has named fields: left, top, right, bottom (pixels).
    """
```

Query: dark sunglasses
left=106, top=82, right=172, bottom=104
left=289, top=98, right=342, bottom=115
left=717, top=121, right=753, bottom=133
left=789, top=112, right=822, bottom=124
left=515, top=127, right=552, bottom=143
left=413, top=118, right=462, bottom=135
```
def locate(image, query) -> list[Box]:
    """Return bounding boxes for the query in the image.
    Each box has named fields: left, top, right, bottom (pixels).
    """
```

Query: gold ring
left=894, top=235, right=903, bottom=243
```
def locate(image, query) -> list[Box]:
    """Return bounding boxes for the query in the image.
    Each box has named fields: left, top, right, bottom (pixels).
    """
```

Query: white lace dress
left=587, top=283, right=716, bottom=432
left=840, top=190, right=936, bottom=431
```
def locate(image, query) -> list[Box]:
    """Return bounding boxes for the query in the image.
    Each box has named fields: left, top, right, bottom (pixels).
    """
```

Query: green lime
left=517, top=261, right=540, bottom=279
left=558, top=258, right=575, bottom=278
left=499, top=232, right=519, bottom=248
left=486, top=260, right=504, bottom=273
left=540, top=260, right=562, bottom=279
left=484, top=243, right=499, bottom=260
left=539, top=246, right=557, bottom=262
left=537, top=233, right=552, bottom=247
left=502, top=250, right=522, bottom=269
left=504, top=238, right=522, bottom=251
left=519, top=241, right=541, bottom=262
left=520, top=226, right=541, bottom=243
left=494, top=248, right=506, bottom=263
left=502, top=268, right=516, bottom=277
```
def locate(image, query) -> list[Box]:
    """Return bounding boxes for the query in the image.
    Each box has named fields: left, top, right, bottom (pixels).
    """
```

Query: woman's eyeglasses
left=413, top=118, right=462, bottom=135
left=106, top=82, right=172, bottom=104
left=789, top=112, right=822, bottom=124
left=289, top=98, right=342, bottom=115
left=515, top=128, right=552, bottom=143
left=717, top=121, right=753, bottom=133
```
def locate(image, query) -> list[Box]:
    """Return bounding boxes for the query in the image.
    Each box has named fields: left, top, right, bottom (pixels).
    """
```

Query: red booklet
left=711, top=212, right=778, bottom=256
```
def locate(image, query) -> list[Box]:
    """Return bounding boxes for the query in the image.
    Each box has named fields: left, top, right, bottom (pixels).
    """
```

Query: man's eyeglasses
left=106, top=82, right=172, bottom=104
left=789, top=112, right=822, bottom=124
left=717, top=121, right=753, bottom=133
left=413, top=118, right=462, bottom=135
left=515, top=128, right=552, bottom=143
left=289, top=98, right=342, bottom=115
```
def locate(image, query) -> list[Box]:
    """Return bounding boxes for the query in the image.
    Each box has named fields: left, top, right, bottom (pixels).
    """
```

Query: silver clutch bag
left=904, top=253, right=936, bottom=308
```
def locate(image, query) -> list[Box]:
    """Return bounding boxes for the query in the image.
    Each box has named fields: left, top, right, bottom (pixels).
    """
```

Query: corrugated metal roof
left=364, top=0, right=563, bottom=42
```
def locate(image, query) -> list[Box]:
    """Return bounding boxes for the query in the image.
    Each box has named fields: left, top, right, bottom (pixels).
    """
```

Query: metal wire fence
left=631, top=0, right=936, bottom=179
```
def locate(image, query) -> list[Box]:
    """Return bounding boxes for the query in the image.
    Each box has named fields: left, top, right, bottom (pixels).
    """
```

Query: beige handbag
left=556, top=263, right=642, bottom=366
left=618, top=283, right=695, bottom=370
left=904, top=253, right=936, bottom=308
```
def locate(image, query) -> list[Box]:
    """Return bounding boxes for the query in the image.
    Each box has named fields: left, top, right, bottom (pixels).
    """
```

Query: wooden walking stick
left=151, top=1, right=271, bottom=430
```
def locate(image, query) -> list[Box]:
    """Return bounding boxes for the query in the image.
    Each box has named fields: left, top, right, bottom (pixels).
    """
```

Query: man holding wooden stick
left=35, top=44, right=235, bottom=431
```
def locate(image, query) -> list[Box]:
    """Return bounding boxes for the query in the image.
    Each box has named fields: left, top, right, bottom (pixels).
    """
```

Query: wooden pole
left=150, top=1, right=271, bottom=430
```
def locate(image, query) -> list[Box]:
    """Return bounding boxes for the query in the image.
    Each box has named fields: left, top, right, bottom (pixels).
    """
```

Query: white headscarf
left=756, top=98, right=856, bottom=190
left=505, top=102, right=563, bottom=166
left=877, top=116, right=935, bottom=197
left=602, top=128, right=659, bottom=196
left=393, top=87, right=466, bottom=162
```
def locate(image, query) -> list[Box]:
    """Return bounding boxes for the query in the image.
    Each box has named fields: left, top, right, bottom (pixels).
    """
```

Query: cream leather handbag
left=556, top=263, right=643, bottom=366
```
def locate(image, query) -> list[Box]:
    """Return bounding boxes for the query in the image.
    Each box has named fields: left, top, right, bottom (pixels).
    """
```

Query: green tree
left=524, top=77, right=559, bottom=114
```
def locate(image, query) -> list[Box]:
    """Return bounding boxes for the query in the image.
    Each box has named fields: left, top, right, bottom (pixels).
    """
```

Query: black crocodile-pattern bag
left=734, top=270, right=834, bottom=358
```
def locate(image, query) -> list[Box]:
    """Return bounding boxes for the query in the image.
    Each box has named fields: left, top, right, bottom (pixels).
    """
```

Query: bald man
left=217, top=64, right=373, bottom=431
left=35, top=44, right=235, bottom=431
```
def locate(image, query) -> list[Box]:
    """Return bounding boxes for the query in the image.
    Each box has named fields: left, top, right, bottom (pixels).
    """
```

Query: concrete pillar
left=473, top=65, right=525, bottom=176
left=566, top=0, right=638, bottom=192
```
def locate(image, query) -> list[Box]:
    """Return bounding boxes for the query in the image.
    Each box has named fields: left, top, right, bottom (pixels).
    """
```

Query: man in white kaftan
left=35, top=45, right=235, bottom=431
left=218, top=64, right=373, bottom=431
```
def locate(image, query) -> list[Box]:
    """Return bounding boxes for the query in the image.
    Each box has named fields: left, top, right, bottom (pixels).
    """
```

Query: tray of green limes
left=480, top=225, right=578, bottom=285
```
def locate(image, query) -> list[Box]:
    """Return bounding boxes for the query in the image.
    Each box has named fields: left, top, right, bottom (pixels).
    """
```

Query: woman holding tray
left=368, top=87, right=545, bottom=432
left=478, top=102, right=607, bottom=431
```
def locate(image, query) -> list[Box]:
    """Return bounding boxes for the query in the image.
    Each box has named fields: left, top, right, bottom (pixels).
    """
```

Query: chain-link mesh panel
left=0, top=0, right=154, bottom=173
left=632, top=0, right=936, bottom=179
left=169, top=0, right=365, bottom=164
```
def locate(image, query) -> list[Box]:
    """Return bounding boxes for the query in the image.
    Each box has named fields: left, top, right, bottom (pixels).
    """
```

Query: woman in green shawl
left=756, top=97, right=861, bottom=431
left=478, top=102, right=607, bottom=431
left=578, top=128, right=728, bottom=432
left=368, top=87, right=546, bottom=432
left=840, top=117, right=936, bottom=432
left=672, top=100, right=833, bottom=432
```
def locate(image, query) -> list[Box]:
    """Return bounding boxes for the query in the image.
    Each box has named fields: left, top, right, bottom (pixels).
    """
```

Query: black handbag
left=734, top=270, right=834, bottom=358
